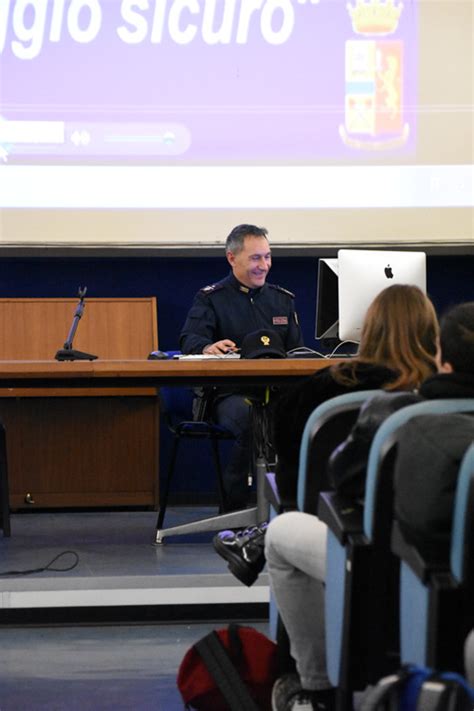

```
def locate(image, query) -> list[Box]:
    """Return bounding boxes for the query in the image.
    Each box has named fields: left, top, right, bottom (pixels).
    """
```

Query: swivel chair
left=318, top=399, right=474, bottom=710
left=156, top=387, right=235, bottom=535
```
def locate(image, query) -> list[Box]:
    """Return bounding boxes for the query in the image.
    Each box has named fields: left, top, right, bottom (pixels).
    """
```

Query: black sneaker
left=213, top=523, right=268, bottom=586
left=272, top=674, right=336, bottom=711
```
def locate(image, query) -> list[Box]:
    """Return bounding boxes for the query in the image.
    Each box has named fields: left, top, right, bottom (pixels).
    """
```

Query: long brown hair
left=332, top=284, right=439, bottom=390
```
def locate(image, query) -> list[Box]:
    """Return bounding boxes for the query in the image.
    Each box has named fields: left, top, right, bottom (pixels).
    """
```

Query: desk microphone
left=55, top=286, right=98, bottom=361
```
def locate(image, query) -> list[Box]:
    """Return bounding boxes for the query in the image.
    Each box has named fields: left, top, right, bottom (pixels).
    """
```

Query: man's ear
left=226, top=251, right=235, bottom=268
left=440, top=360, right=454, bottom=373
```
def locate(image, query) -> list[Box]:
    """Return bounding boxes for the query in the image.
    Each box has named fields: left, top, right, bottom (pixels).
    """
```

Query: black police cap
left=240, top=329, right=287, bottom=359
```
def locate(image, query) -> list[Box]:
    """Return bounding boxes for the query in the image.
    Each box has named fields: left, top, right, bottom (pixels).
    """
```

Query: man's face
left=227, top=236, right=272, bottom=289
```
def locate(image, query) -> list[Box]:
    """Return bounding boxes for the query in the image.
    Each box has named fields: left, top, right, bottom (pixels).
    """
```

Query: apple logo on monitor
left=384, top=264, right=394, bottom=279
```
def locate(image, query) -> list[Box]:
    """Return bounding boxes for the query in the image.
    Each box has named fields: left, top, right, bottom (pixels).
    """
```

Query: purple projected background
left=1, top=0, right=417, bottom=162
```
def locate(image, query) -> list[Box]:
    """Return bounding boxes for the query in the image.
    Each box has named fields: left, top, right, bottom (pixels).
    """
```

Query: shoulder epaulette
left=268, top=283, right=295, bottom=298
left=199, top=283, right=225, bottom=295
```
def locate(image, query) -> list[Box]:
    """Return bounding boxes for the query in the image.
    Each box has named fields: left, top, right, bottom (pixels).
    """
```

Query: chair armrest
left=318, top=491, right=364, bottom=544
left=391, top=521, right=447, bottom=584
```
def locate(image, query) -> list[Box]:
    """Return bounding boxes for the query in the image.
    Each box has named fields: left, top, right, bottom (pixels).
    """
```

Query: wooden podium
left=0, top=298, right=160, bottom=509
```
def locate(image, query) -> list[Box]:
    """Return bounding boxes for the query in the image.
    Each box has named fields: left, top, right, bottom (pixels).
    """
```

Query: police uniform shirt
left=180, top=272, right=304, bottom=354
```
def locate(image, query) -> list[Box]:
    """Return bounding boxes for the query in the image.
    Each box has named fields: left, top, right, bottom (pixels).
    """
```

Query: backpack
left=177, top=624, right=279, bottom=710
left=360, top=665, right=474, bottom=710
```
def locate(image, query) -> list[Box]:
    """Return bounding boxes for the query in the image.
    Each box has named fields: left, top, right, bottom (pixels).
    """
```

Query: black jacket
left=328, top=391, right=422, bottom=499
left=274, top=362, right=399, bottom=504
left=180, top=273, right=303, bottom=354
left=394, top=412, right=474, bottom=558
left=419, top=371, right=474, bottom=400
left=328, top=371, right=474, bottom=500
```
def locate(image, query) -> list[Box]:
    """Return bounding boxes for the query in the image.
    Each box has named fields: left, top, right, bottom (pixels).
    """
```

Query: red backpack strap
left=195, top=629, right=260, bottom=711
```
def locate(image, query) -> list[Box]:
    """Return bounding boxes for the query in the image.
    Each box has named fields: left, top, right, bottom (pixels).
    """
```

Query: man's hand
left=203, top=339, right=237, bottom=355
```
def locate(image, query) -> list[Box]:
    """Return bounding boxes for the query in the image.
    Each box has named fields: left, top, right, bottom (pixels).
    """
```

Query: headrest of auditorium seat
left=241, top=329, right=287, bottom=359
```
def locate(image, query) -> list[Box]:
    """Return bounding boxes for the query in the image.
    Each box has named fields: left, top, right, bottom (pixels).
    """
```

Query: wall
left=0, top=252, right=472, bottom=348
left=0, top=252, right=472, bottom=501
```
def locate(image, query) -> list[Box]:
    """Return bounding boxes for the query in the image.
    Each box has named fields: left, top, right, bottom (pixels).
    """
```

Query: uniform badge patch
left=273, top=316, right=288, bottom=325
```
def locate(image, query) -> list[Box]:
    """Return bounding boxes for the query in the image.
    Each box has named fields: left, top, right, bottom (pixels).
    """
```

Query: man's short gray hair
left=225, top=224, right=269, bottom=255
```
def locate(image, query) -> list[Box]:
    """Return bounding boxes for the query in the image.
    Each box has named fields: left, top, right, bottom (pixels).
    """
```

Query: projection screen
left=0, top=0, right=472, bottom=249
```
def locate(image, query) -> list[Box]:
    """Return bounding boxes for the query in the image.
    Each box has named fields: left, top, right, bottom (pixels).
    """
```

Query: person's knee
left=214, top=396, right=251, bottom=437
left=265, top=512, right=296, bottom=563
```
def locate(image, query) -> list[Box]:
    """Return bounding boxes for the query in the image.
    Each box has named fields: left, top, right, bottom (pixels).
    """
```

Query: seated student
left=393, top=302, right=474, bottom=559
left=273, top=284, right=439, bottom=507
left=330, top=300, right=474, bottom=500
left=395, top=411, right=474, bottom=555
left=266, top=300, right=474, bottom=711
left=214, top=285, right=438, bottom=585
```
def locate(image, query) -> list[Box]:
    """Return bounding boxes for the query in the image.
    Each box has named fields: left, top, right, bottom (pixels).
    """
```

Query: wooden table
left=0, top=358, right=335, bottom=539
left=0, top=296, right=161, bottom=511
left=0, top=358, right=332, bottom=388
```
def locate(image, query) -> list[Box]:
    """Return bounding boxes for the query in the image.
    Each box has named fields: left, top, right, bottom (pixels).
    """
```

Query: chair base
left=155, top=504, right=265, bottom=544
left=155, top=453, right=270, bottom=543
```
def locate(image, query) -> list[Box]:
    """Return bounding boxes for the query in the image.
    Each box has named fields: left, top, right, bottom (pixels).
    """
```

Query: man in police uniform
left=180, top=224, right=304, bottom=511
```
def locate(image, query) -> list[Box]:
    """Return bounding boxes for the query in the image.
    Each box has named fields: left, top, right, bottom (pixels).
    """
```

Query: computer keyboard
left=174, top=353, right=241, bottom=360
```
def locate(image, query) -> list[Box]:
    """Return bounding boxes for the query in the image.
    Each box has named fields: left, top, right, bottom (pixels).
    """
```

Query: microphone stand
left=55, top=287, right=98, bottom=361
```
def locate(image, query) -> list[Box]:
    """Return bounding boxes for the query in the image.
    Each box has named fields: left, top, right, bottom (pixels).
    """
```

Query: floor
left=0, top=507, right=270, bottom=710
left=0, top=508, right=269, bottom=612
left=0, top=508, right=404, bottom=710
left=0, top=621, right=271, bottom=710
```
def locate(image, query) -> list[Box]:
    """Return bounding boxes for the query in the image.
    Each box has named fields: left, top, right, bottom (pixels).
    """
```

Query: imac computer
left=315, top=250, right=427, bottom=344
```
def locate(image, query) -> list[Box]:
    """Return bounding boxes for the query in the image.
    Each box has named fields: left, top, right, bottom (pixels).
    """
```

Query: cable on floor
left=0, top=550, right=79, bottom=576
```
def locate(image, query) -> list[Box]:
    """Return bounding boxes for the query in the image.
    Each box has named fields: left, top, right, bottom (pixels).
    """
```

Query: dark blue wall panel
left=1, top=254, right=471, bottom=348
left=0, top=254, right=472, bottom=502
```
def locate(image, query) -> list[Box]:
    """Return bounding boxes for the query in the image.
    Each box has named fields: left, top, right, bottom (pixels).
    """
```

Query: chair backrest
left=297, top=390, right=383, bottom=513
left=392, top=415, right=474, bottom=671
left=451, top=442, right=474, bottom=584
left=159, top=386, right=196, bottom=429
left=364, top=399, right=474, bottom=543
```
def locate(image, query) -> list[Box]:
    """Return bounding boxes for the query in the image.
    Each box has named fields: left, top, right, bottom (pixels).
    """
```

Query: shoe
left=213, top=522, right=267, bottom=586
left=272, top=674, right=335, bottom=711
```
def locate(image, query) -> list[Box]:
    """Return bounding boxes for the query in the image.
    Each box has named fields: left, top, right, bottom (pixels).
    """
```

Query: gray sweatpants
left=265, top=511, right=331, bottom=690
